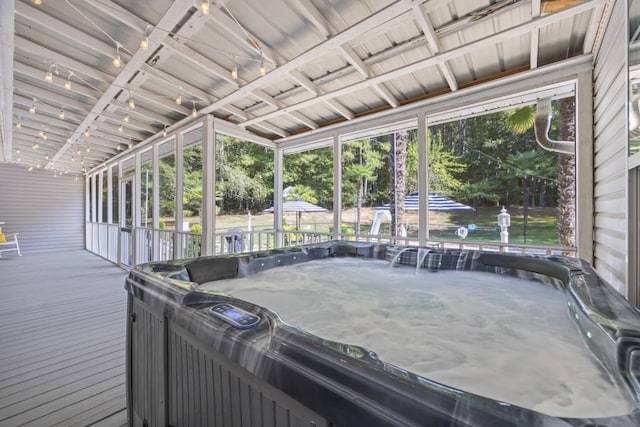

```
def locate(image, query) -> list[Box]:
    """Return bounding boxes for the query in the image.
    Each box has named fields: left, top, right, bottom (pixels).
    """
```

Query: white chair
left=0, top=233, right=22, bottom=258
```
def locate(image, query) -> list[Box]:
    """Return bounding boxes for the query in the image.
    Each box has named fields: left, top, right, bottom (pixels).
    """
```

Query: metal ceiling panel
left=1, top=0, right=610, bottom=174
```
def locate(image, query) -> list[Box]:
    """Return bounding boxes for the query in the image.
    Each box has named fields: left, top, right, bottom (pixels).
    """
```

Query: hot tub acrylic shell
left=125, top=241, right=640, bottom=427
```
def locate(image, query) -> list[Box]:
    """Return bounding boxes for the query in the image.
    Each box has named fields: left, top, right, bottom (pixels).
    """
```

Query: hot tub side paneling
left=126, top=270, right=329, bottom=427
left=126, top=241, right=640, bottom=427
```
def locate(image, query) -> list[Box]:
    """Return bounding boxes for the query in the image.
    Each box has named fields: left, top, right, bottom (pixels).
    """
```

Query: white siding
left=592, top=0, right=628, bottom=294
left=0, top=164, right=84, bottom=253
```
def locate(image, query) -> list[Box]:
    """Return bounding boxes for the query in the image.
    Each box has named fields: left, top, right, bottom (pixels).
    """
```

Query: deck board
left=0, top=250, right=129, bottom=427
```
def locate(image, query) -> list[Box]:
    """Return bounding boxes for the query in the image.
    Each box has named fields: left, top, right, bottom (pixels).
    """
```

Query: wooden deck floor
left=0, top=250, right=129, bottom=427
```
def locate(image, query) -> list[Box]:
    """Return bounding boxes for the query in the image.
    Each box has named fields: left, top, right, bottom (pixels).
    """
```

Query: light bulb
left=260, top=61, right=266, bottom=76
left=42, top=133, right=48, bottom=140
left=86, top=146, right=90, bottom=152
left=29, top=104, right=36, bottom=114
left=128, top=140, right=133, bottom=149
left=124, top=114, right=130, bottom=123
left=32, top=142, right=39, bottom=150
left=16, top=149, right=20, bottom=154
left=175, top=95, right=182, bottom=105
left=28, top=166, right=33, bottom=171
left=16, top=157, right=20, bottom=162
left=118, top=124, right=123, bottom=133
left=84, top=129, right=90, bottom=137
left=39, top=130, right=44, bottom=137
left=64, top=79, right=71, bottom=90
left=200, top=0, right=210, bottom=15
left=71, top=156, right=75, bottom=162
left=117, top=144, right=122, bottom=151
left=231, top=65, right=238, bottom=80
left=16, top=121, right=21, bottom=129
left=128, top=97, right=135, bottom=109
left=140, top=37, right=149, bottom=51
left=45, top=154, right=50, bottom=160
left=75, top=176, right=78, bottom=181
left=113, top=54, right=121, bottom=68
left=45, top=71, right=53, bottom=83
left=59, top=109, right=65, bottom=119
left=77, top=148, right=81, bottom=155
left=163, top=126, right=167, bottom=137
left=192, top=105, right=197, bottom=117
left=32, top=0, right=42, bottom=5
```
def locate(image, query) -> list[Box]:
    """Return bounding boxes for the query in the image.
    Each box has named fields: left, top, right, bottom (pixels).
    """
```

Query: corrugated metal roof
left=1, top=0, right=608, bottom=172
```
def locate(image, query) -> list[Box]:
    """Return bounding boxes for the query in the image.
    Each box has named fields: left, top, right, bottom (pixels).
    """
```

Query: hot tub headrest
left=185, top=257, right=239, bottom=284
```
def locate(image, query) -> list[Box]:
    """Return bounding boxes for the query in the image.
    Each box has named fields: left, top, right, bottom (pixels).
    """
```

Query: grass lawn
left=181, top=206, right=561, bottom=247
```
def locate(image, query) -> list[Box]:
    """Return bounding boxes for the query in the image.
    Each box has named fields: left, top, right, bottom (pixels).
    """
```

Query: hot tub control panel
left=209, top=303, right=260, bottom=329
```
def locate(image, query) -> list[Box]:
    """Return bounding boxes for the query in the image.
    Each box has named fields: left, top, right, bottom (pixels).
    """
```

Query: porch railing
left=86, top=222, right=577, bottom=267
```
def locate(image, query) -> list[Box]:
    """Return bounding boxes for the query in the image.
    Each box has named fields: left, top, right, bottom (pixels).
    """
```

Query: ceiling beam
left=198, top=0, right=425, bottom=117
left=530, top=0, right=541, bottom=68
left=240, top=0, right=604, bottom=128
left=14, top=36, right=113, bottom=86
left=161, top=37, right=240, bottom=89
left=291, top=0, right=332, bottom=38
left=206, top=5, right=284, bottom=66
left=413, top=3, right=458, bottom=91
left=51, top=0, right=196, bottom=167
left=15, top=1, right=124, bottom=62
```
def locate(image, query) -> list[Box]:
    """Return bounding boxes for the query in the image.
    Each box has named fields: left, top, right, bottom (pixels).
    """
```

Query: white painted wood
left=240, top=0, right=604, bottom=128
left=576, top=70, right=594, bottom=262
left=202, top=115, right=215, bottom=256
left=592, top=0, right=627, bottom=294
left=417, top=111, right=427, bottom=244
left=0, top=163, right=83, bottom=252
left=273, top=148, right=283, bottom=248
left=332, top=134, right=341, bottom=240
left=0, top=0, right=14, bottom=163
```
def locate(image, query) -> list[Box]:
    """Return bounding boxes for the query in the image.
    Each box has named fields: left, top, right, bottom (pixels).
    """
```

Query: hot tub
left=125, top=241, right=640, bottom=426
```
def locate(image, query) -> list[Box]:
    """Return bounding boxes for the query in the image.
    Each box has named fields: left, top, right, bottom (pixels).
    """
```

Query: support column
left=576, top=69, right=594, bottom=262
left=274, top=148, right=284, bottom=248
left=202, top=116, right=216, bottom=256
left=133, top=152, right=142, bottom=265
left=417, top=111, right=428, bottom=245
left=107, top=166, right=113, bottom=224
left=333, top=134, right=342, bottom=240
left=97, top=171, right=104, bottom=223
left=175, top=133, right=184, bottom=260
left=152, top=143, right=160, bottom=260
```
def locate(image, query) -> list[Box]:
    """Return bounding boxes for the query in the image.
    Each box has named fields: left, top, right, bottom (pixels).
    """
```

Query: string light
left=64, top=72, right=73, bottom=90
left=140, top=26, right=150, bottom=50
left=231, top=59, right=238, bottom=80
left=45, top=64, right=54, bottom=83
left=200, top=0, right=210, bottom=15
left=113, top=43, right=122, bottom=68
left=128, top=92, right=135, bottom=109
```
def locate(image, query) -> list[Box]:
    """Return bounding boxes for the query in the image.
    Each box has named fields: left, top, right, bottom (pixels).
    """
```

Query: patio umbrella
left=264, top=199, right=328, bottom=229
left=377, top=192, right=474, bottom=211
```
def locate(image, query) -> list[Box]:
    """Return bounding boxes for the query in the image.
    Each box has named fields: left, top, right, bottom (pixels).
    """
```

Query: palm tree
left=388, top=130, right=408, bottom=237
left=506, top=100, right=575, bottom=247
